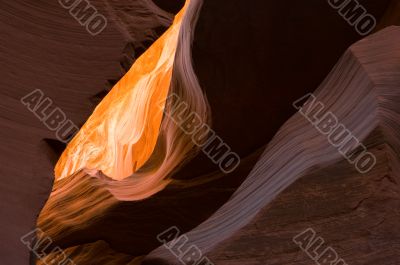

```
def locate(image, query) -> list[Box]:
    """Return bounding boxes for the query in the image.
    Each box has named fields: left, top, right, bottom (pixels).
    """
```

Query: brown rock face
left=145, top=25, right=400, bottom=265
left=0, top=0, right=176, bottom=263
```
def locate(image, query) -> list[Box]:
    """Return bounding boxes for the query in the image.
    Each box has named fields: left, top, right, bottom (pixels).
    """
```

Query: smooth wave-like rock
left=145, top=26, right=400, bottom=265
left=1, top=0, right=396, bottom=264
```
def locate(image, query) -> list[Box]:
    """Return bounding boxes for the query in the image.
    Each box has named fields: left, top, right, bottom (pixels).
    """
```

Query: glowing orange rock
left=55, top=1, right=190, bottom=180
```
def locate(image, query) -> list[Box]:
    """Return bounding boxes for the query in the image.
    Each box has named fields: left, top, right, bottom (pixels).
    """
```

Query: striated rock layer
left=146, top=26, right=400, bottom=265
